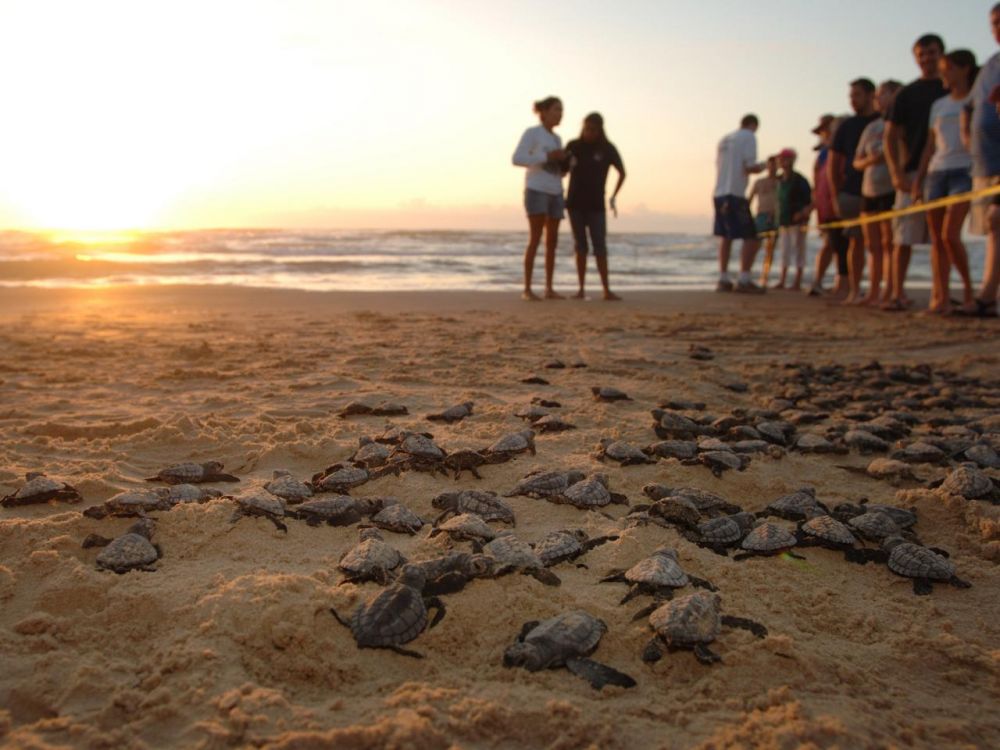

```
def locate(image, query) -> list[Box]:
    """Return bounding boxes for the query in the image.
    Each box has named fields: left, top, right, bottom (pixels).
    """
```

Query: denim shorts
left=525, top=189, right=565, bottom=219
left=925, top=168, right=972, bottom=202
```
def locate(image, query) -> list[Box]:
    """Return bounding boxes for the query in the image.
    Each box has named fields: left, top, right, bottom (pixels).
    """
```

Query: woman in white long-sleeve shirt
left=512, top=96, right=567, bottom=300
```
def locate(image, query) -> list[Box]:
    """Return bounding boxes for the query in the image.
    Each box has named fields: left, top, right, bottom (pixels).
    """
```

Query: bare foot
left=789, top=284, right=801, bottom=292
left=860, top=295, right=880, bottom=307
left=572, top=290, right=586, bottom=299
left=841, top=294, right=858, bottom=305
left=603, top=290, right=622, bottom=301
left=522, top=290, right=540, bottom=301
left=544, top=289, right=565, bottom=300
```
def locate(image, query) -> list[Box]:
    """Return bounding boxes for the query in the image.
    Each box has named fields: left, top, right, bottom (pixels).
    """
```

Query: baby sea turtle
left=759, top=488, right=827, bottom=521
left=592, top=386, right=631, bottom=402
left=660, top=399, right=706, bottom=411
left=644, top=440, right=699, bottom=461
left=426, top=401, right=474, bottom=423
left=594, top=438, right=656, bottom=466
left=797, top=515, right=859, bottom=552
left=628, top=496, right=701, bottom=530
left=330, top=565, right=445, bottom=658
left=264, top=470, right=313, bottom=503
left=371, top=502, right=425, bottom=535
left=890, top=441, right=947, bottom=465
left=87, top=519, right=161, bottom=574
left=373, top=425, right=429, bottom=445
left=733, top=522, right=802, bottom=561
left=2, top=472, right=83, bottom=507
left=431, top=489, right=516, bottom=525
left=838, top=458, right=920, bottom=485
left=532, top=415, right=578, bottom=433
left=408, top=552, right=498, bottom=596
left=533, top=529, right=618, bottom=567
left=601, top=548, right=716, bottom=604
left=556, top=473, right=629, bottom=510
left=311, top=462, right=390, bottom=493
left=843, top=430, right=891, bottom=454
left=640, top=592, right=767, bottom=665
left=337, top=400, right=408, bottom=418
left=145, top=461, right=239, bottom=485
left=873, top=537, right=972, bottom=595
left=515, top=404, right=551, bottom=422
left=478, top=532, right=561, bottom=586
left=387, top=433, right=448, bottom=474
left=755, top=421, right=794, bottom=446
left=795, top=433, right=840, bottom=454
left=288, top=495, right=369, bottom=527
left=441, top=449, right=488, bottom=480
left=962, top=443, right=1000, bottom=470
left=650, top=409, right=701, bottom=440
left=658, top=486, right=743, bottom=517
left=482, top=429, right=537, bottom=463
left=933, top=464, right=1000, bottom=503
left=429, top=513, right=497, bottom=544
left=683, top=450, right=749, bottom=477
left=844, top=511, right=902, bottom=543
left=338, top=528, right=406, bottom=585
left=683, top=512, right=756, bottom=555
left=503, top=611, right=636, bottom=690
left=351, top=438, right=392, bottom=468
left=165, top=484, right=222, bottom=505
left=229, top=488, right=288, bottom=532
left=82, top=488, right=173, bottom=519
left=505, top=469, right=587, bottom=499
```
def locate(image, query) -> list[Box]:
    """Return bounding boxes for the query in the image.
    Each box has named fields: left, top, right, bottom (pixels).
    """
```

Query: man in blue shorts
left=713, top=114, right=767, bottom=292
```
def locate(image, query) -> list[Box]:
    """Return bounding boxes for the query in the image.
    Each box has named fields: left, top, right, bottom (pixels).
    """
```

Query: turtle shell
left=434, top=513, right=496, bottom=541
left=313, top=465, right=370, bottom=492
left=646, top=441, right=698, bottom=460
left=339, top=536, right=404, bottom=579
left=671, top=487, right=735, bottom=513
left=167, top=484, right=220, bottom=503
left=650, top=497, right=700, bottom=526
left=865, top=458, right=915, bottom=479
left=847, top=511, right=900, bottom=541
left=371, top=504, right=424, bottom=534
left=601, top=440, right=649, bottom=463
left=509, top=471, right=579, bottom=498
left=801, top=515, right=857, bottom=546
left=594, top=387, right=630, bottom=401
left=741, top=523, right=797, bottom=552
left=295, top=496, right=360, bottom=524
left=940, top=465, right=994, bottom=499
left=844, top=430, right=890, bottom=452
left=891, top=442, right=946, bottom=463
left=515, top=404, right=551, bottom=422
left=264, top=472, right=313, bottom=503
left=105, top=488, right=171, bottom=513
left=516, top=611, right=606, bottom=668
left=642, top=483, right=673, bottom=501
left=766, top=489, right=823, bottom=520
left=433, top=490, right=515, bottom=524
left=561, top=477, right=613, bottom=508
left=533, top=530, right=585, bottom=566
left=700, top=451, right=745, bottom=471
left=696, top=515, right=745, bottom=545
left=96, top=532, right=159, bottom=573
left=488, top=430, right=535, bottom=454
left=652, top=410, right=699, bottom=436
left=350, top=581, right=428, bottom=647
left=887, top=542, right=956, bottom=581
left=234, top=488, right=285, bottom=516
left=864, top=504, right=917, bottom=529
left=3, top=474, right=82, bottom=506
left=625, top=549, right=688, bottom=588
left=399, top=433, right=445, bottom=459
left=964, top=444, right=1000, bottom=469
left=352, top=441, right=392, bottom=466
left=648, top=591, right=721, bottom=646
left=796, top=433, right=836, bottom=453
left=483, top=534, right=544, bottom=570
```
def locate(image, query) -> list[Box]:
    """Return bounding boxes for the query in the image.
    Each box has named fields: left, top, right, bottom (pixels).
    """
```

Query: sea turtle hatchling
left=503, top=611, right=636, bottom=690
left=165, top=484, right=222, bottom=505
left=683, top=512, right=757, bottom=556
left=843, top=430, right=891, bottom=454
left=426, top=401, right=474, bottom=423
left=82, top=488, right=173, bottom=519
left=594, top=438, right=656, bottom=466
left=933, top=464, right=1000, bottom=503
left=866, top=537, right=972, bottom=595
left=889, top=441, right=947, bottom=465
left=758, top=488, right=827, bottom=521
left=505, top=469, right=587, bottom=499
left=287, top=495, right=371, bottom=527
left=311, top=462, right=390, bottom=493
left=330, top=565, right=445, bottom=658
left=843, top=510, right=903, bottom=543
left=962, top=443, right=1000, bottom=470
left=371, top=502, right=426, bottom=535
left=640, top=592, right=767, bottom=665
left=431, top=489, right=515, bottom=525
left=797, top=515, right=858, bottom=550
left=532, top=529, right=619, bottom=567
left=627, top=496, right=701, bottom=530
left=643, top=440, right=699, bottom=461
left=86, top=519, right=162, bottom=574
left=555, top=474, right=629, bottom=510
left=338, top=528, right=406, bottom=585
left=478, top=532, right=561, bottom=586
left=387, top=433, right=448, bottom=474
left=337, top=400, right=408, bottom=418
left=837, top=458, right=920, bottom=485
left=650, top=410, right=701, bottom=440
left=351, top=438, right=392, bottom=468
left=228, top=488, right=288, bottom=532
left=264, top=470, right=313, bottom=503
left=682, top=450, right=750, bottom=477
left=733, top=522, right=802, bottom=560
left=601, top=548, right=716, bottom=605
left=441, top=449, right=488, bottom=480
left=2, top=473, right=83, bottom=507
left=429, top=513, right=497, bottom=544
left=532, top=415, right=578, bottom=433
left=482, top=429, right=537, bottom=463
left=592, top=386, right=632, bottom=402
left=515, top=404, right=551, bottom=422
left=661, top=486, right=743, bottom=517
left=145, top=461, right=239, bottom=485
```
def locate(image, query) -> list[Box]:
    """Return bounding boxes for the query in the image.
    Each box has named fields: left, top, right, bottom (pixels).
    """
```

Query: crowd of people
left=713, top=8, right=1000, bottom=318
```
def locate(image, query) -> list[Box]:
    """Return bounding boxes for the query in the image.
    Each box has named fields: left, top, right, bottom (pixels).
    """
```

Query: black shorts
left=712, top=195, right=756, bottom=240
left=861, top=193, right=895, bottom=214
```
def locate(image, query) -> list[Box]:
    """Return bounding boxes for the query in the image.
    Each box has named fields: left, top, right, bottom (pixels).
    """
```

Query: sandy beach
left=1, top=286, right=998, bottom=750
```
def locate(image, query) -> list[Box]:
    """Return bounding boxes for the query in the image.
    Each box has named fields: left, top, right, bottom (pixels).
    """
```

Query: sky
left=0, top=0, right=995, bottom=234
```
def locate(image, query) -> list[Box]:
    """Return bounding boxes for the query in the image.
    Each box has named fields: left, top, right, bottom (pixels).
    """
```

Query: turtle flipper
left=527, top=568, right=561, bottom=586
left=619, top=587, right=641, bottom=605
left=630, top=601, right=661, bottom=622
left=688, top=575, right=717, bottom=591
left=423, top=572, right=470, bottom=596
left=329, top=607, right=351, bottom=628
left=81, top=534, right=113, bottom=548
left=844, top=547, right=886, bottom=565
left=693, top=643, right=722, bottom=665
left=640, top=638, right=664, bottom=663
left=912, top=578, right=934, bottom=596
left=267, top=515, right=288, bottom=533
left=599, top=570, right=626, bottom=583
left=516, top=620, right=540, bottom=643
left=565, top=657, right=636, bottom=690
left=388, top=645, right=424, bottom=659
left=208, top=473, right=241, bottom=483
left=721, top=615, right=768, bottom=638
left=948, top=576, right=972, bottom=589
left=425, top=596, right=447, bottom=628
left=583, top=535, right=619, bottom=552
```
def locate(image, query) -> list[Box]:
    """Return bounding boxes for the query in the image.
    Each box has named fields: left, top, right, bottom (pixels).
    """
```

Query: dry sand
left=0, top=286, right=998, bottom=749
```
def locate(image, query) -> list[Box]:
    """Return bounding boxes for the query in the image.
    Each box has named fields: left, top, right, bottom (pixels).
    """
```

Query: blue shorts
left=925, top=168, right=972, bottom=202
left=525, top=189, right=565, bottom=219
left=755, top=212, right=778, bottom=234
left=713, top=195, right=756, bottom=240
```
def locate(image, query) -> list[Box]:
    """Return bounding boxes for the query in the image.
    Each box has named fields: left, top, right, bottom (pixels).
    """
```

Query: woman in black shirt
left=565, top=113, right=626, bottom=300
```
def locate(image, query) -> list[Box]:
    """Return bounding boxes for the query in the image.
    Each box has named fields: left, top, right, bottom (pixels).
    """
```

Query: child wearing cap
left=775, top=149, right=813, bottom=290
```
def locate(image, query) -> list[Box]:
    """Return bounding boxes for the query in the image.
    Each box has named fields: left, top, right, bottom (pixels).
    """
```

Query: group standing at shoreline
left=714, top=9, right=1000, bottom=317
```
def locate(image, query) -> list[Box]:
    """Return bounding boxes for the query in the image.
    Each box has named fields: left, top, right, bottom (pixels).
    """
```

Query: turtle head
left=589, top=473, right=609, bottom=488
left=271, top=469, right=291, bottom=479
left=566, top=470, right=587, bottom=486
left=598, top=438, right=613, bottom=450
left=358, top=526, right=383, bottom=542
left=127, top=518, right=156, bottom=539
left=464, top=553, right=496, bottom=578
left=25, top=471, right=45, bottom=481
left=731, top=512, right=757, bottom=533
left=431, top=492, right=458, bottom=510
left=503, top=641, right=544, bottom=671
left=397, top=564, right=427, bottom=590
left=881, top=535, right=907, bottom=552
left=650, top=409, right=665, bottom=421
left=567, top=529, right=589, bottom=544
left=203, top=461, right=225, bottom=474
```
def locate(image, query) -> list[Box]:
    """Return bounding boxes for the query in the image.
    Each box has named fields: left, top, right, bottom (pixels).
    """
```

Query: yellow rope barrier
left=756, top=181, right=1000, bottom=237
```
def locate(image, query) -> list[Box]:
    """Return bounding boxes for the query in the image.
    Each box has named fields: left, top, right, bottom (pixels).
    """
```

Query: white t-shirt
left=857, top=118, right=893, bottom=197
left=928, top=94, right=972, bottom=173
left=512, top=125, right=564, bottom=195
left=713, top=128, right=757, bottom=197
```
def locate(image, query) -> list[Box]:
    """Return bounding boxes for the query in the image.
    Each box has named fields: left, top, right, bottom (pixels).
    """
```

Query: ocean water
left=0, top=229, right=980, bottom=292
